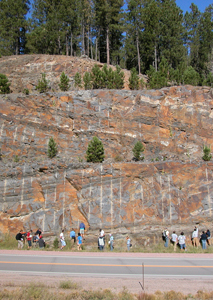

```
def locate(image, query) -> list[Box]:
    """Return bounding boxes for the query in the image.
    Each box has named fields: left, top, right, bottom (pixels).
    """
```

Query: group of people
left=60, top=222, right=86, bottom=251
left=163, top=226, right=211, bottom=251
left=16, top=228, right=46, bottom=250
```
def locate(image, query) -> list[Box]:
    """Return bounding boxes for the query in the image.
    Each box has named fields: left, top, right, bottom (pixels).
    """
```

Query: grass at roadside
left=1, top=233, right=213, bottom=254
left=0, top=282, right=213, bottom=300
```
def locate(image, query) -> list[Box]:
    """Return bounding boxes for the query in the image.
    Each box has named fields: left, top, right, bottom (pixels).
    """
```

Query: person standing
left=206, top=229, right=211, bottom=246
left=77, top=233, right=83, bottom=251
left=192, top=226, right=199, bottom=247
left=164, top=229, right=169, bottom=247
left=60, top=229, right=66, bottom=250
left=200, top=231, right=207, bottom=250
left=109, top=234, right=114, bottom=251
left=126, top=236, right=131, bottom=251
left=98, top=236, right=104, bottom=250
left=178, top=232, right=186, bottom=251
left=79, top=222, right=85, bottom=239
left=16, top=230, right=24, bottom=249
left=38, top=235, right=45, bottom=249
left=70, top=228, right=76, bottom=243
left=171, top=231, right=178, bottom=251
left=27, top=230, right=32, bottom=250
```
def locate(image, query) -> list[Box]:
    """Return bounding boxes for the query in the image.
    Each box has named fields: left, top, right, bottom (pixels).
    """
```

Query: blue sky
left=176, top=0, right=212, bottom=13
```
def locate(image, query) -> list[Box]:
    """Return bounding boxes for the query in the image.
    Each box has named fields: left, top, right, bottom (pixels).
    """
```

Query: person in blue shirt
left=70, top=228, right=76, bottom=243
left=79, top=222, right=85, bottom=239
left=77, top=233, right=82, bottom=250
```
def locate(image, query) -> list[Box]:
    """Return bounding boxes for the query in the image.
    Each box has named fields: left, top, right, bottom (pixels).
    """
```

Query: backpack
left=15, top=233, right=19, bottom=240
left=162, top=230, right=166, bottom=237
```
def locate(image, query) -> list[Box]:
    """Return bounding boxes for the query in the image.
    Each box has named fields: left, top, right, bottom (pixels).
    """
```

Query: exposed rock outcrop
left=0, top=56, right=213, bottom=241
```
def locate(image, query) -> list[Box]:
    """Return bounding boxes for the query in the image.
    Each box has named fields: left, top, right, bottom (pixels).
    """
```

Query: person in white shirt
left=60, top=229, right=66, bottom=250
left=171, top=231, right=178, bottom=251
left=192, top=226, right=199, bottom=248
left=178, top=232, right=186, bottom=251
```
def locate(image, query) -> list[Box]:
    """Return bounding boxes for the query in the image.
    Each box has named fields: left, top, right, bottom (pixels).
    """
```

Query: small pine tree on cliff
left=74, top=72, right=82, bottom=88
left=129, top=68, right=139, bottom=90
left=86, top=136, right=105, bottom=163
left=36, top=73, right=49, bottom=93
left=48, top=137, right=57, bottom=158
left=202, top=145, right=212, bottom=161
left=59, top=72, right=70, bottom=91
left=133, top=141, right=145, bottom=161
left=0, top=73, right=10, bottom=94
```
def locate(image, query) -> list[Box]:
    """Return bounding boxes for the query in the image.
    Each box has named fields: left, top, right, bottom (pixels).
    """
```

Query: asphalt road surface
left=0, top=252, right=213, bottom=279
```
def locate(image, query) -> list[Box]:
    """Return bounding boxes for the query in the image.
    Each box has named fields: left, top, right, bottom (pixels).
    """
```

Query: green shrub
left=14, top=155, right=19, bottom=163
left=23, top=88, right=29, bottom=95
left=53, top=237, right=59, bottom=249
left=74, top=72, right=82, bottom=88
left=48, top=137, right=57, bottom=158
left=59, top=71, right=70, bottom=91
left=36, top=73, right=49, bottom=93
left=59, top=281, right=78, bottom=289
left=86, top=136, right=105, bottom=163
left=203, top=72, right=213, bottom=87
left=202, top=145, right=212, bottom=161
left=183, top=66, right=200, bottom=86
left=133, top=141, right=144, bottom=161
left=129, top=68, right=139, bottom=90
left=147, top=57, right=170, bottom=89
left=0, top=73, right=10, bottom=94
left=113, top=65, right=124, bottom=89
left=83, top=72, right=93, bottom=90
left=91, top=64, right=105, bottom=89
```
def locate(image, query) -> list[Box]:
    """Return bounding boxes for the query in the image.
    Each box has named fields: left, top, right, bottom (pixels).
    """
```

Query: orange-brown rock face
left=0, top=57, right=213, bottom=236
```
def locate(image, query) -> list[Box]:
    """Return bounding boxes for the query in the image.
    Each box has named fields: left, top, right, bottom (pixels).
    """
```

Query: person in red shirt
left=27, top=230, right=32, bottom=249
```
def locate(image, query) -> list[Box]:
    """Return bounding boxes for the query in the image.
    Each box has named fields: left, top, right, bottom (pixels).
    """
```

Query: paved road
left=0, top=251, right=213, bottom=279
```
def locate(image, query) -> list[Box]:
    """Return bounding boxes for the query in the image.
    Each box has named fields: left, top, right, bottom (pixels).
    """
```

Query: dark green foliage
left=0, top=74, right=10, bottom=94
left=59, top=72, right=70, bottom=91
left=129, top=68, right=139, bottom=90
left=86, top=136, right=105, bottom=163
left=147, top=57, right=170, bottom=89
left=74, top=72, right=82, bottom=88
left=91, top=65, right=105, bottom=89
left=23, top=88, right=29, bottom=95
left=183, top=66, right=200, bottom=86
left=83, top=72, right=93, bottom=90
left=133, top=141, right=144, bottom=161
left=48, top=137, right=57, bottom=159
left=203, top=72, right=213, bottom=87
left=36, top=73, right=49, bottom=93
left=53, top=237, right=59, bottom=249
left=14, top=155, right=19, bottom=163
left=90, top=64, right=124, bottom=89
left=0, top=0, right=30, bottom=55
left=202, top=145, right=212, bottom=161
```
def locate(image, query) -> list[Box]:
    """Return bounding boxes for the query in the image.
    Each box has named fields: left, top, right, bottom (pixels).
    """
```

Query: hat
left=40, top=235, right=43, bottom=238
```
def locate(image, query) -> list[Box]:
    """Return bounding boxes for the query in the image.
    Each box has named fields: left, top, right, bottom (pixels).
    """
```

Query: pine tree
left=48, top=137, right=57, bottom=158
left=74, top=72, right=82, bottom=88
left=0, top=74, right=10, bottom=94
left=86, top=136, right=105, bottom=163
left=83, top=72, right=93, bottom=90
left=0, top=0, right=30, bottom=55
left=94, top=0, right=124, bottom=64
left=129, top=68, right=139, bottom=90
left=202, top=145, right=212, bottom=161
left=133, top=141, right=144, bottom=161
left=59, top=72, right=70, bottom=91
left=36, top=73, right=49, bottom=93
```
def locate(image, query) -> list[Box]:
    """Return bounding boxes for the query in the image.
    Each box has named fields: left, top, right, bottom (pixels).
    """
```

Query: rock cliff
left=0, top=55, right=213, bottom=242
